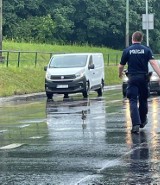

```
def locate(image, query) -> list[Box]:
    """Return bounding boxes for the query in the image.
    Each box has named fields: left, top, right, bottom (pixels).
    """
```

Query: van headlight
left=75, top=70, right=85, bottom=79
left=46, top=72, right=52, bottom=80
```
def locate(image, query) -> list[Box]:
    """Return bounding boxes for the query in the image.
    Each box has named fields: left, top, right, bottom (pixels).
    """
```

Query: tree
left=12, top=15, right=55, bottom=43
left=2, top=0, right=160, bottom=52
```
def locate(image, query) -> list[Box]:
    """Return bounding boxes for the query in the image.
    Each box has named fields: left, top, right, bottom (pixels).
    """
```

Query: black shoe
left=131, top=125, right=140, bottom=134
left=140, top=119, right=148, bottom=128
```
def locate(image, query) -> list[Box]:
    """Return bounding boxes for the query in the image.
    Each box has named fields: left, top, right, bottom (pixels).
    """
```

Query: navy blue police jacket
left=120, top=43, right=154, bottom=74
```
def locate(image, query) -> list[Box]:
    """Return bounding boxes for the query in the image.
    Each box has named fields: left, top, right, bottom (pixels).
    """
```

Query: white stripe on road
left=29, top=136, right=43, bottom=139
left=0, top=143, right=25, bottom=150
left=75, top=135, right=156, bottom=185
left=17, top=124, right=30, bottom=128
left=0, top=130, right=8, bottom=133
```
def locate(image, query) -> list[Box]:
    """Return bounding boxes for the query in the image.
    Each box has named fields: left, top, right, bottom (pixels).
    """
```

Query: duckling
left=81, top=110, right=87, bottom=131
left=81, top=110, right=86, bottom=120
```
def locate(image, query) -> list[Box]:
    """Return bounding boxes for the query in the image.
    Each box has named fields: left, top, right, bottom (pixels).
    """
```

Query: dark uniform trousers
left=126, top=74, right=148, bottom=126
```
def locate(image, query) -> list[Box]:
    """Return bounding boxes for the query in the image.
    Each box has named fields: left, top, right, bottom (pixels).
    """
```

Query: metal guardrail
left=0, top=50, right=159, bottom=67
left=0, top=50, right=123, bottom=67
left=0, top=50, right=65, bottom=67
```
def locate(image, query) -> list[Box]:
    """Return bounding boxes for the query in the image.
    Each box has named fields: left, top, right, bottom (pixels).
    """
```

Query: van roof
left=52, top=53, right=103, bottom=57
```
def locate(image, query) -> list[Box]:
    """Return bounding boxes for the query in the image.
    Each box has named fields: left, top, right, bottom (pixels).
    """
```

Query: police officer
left=119, top=31, right=160, bottom=133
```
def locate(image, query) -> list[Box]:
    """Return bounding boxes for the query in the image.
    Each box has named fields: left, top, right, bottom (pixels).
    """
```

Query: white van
left=44, top=53, right=105, bottom=99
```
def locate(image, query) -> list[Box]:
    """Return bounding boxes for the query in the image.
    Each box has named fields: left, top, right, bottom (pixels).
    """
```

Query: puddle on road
left=0, top=90, right=160, bottom=184
left=0, top=100, right=48, bottom=147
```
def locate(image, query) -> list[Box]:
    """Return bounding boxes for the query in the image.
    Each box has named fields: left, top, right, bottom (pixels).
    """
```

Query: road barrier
left=0, top=50, right=159, bottom=67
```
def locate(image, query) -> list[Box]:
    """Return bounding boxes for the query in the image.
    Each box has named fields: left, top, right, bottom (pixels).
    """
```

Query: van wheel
left=97, top=80, right=104, bottom=97
left=83, top=81, right=90, bottom=98
left=46, top=92, right=53, bottom=100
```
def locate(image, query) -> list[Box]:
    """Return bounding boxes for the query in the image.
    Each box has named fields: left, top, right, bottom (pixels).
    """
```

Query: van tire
left=97, top=80, right=104, bottom=97
left=83, top=81, right=90, bottom=98
left=46, top=92, right=53, bottom=99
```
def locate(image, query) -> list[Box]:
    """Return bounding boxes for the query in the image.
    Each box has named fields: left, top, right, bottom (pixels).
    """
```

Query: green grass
left=0, top=41, right=122, bottom=97
left=2, top=41, right=122, bottom=67
left=0, top=67, right=45, bottom=96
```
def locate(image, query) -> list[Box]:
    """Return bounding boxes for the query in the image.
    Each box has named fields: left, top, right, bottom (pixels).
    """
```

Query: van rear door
left=87, top=55, right=96, bottom=87
left=92, top=54, right=104, bottom=85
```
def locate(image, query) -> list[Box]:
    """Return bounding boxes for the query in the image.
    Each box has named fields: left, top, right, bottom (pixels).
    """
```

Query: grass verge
left=0, top=41, right=122, bottom=97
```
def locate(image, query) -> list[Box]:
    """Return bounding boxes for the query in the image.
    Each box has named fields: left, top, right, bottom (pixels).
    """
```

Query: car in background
left=122, top=61, right=160, bottom=97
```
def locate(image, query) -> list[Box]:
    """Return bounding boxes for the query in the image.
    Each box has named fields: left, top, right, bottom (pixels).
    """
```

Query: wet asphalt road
left=0, top=89, right=160, bottom=185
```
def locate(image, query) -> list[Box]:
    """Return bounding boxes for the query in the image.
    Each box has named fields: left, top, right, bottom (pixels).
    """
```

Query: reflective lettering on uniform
left=129, top=49, right=145, bottom=55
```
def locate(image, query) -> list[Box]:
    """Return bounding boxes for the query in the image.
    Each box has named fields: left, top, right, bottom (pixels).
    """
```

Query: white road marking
left=75, top=135, right=156, bottom=185
left=0, top=129, right=8, bottom=133
left=0, top=143, right=25, bottom=150
left=29, top=136, right=43, bottom=139
left=17, top=124, right=30, bottom=128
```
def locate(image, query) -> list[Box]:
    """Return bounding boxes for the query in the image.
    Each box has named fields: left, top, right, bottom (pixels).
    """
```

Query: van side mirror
left=88, top=64, right=94, bottom=70
left=44, top=66, right=47, bottom=71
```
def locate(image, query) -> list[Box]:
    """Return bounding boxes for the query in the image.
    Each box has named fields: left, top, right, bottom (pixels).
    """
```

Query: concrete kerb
left=0, top=85, right=121, bottom=103
left=0, top=92, right=46, bottom=103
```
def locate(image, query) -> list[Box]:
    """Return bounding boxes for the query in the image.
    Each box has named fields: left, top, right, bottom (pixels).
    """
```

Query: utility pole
left=126, top=0, right=129, bottom=47
left=146, top=0, right=149, bottom=46
left=0, top=0, right=2, bottom=60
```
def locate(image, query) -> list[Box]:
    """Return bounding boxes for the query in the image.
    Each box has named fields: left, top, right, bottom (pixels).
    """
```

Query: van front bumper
left=45, top=76, right=87, bottom=94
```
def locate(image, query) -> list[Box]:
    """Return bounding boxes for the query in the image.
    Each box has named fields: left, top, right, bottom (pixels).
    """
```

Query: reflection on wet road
left=0, top=91, right=160, bottom=184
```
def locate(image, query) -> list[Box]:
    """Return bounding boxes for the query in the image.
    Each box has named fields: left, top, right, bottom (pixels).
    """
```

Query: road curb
left=0, top=92, right=46, bottom=103
left=0, top=85, right=121, bottom=103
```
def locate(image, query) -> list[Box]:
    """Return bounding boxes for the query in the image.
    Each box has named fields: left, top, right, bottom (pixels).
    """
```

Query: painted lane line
left=75, top=135, right=156, bottom=185
left=17, top=124, right=30, bottom=128
left=29, top=136, right=43, bottom=139
left=0, top=129, right=8, bottom=133
left=0, top=143, right=25, bottom=150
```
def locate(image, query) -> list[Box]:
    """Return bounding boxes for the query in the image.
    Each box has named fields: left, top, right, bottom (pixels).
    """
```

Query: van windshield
left=49, top=55, right=88, bottom=68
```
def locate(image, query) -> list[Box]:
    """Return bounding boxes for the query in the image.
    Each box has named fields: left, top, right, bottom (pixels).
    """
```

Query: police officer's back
left=119, top=31, right=160, bottom=133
